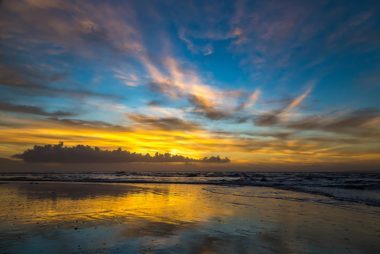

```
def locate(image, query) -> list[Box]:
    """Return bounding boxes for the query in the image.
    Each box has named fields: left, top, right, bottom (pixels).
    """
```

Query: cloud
left=254, top=86, right=313, bottom=126
left=230, top=0, right=317, bottom=69
left=237, top=89, right=261, bottom=110
left=189, top=95, right=230, bottom=120
left=1, top=111, right=379, bottom=165
left=0, top=102, right=75, bottom=117
left=213, top=130, right=294, bottom=140
left=325, top=10, right=376, bottom=49
left=140, top=54, right=241, bottom=120
left=1, top=0, right=379, bottom=168
left=113, top=69, right=140, bottom=87
left=47, top=117, right=130, bottom=131
left=174, top=1, right=240, bottom=55
left=13, top=142, right=230, bottom=163
left=1, top=0, right=143, bottom=57
left=146, top=100, right=165, bottom=107
left=127, top=113, right=201, bottom=131
left=229, top=0, right=380, bottom=85
left=284, top=86, right=313, bottom=113
left=0, top=65, right=121, bottom=100
left=254, top=111, right=282, bottom=126
left=178, top=29, right=216, bottom=56
left=178, top=29, right=210, bottom=55
left=286, top=108, right=380, bottom=137
left=0, top=114, right=237, bottom=161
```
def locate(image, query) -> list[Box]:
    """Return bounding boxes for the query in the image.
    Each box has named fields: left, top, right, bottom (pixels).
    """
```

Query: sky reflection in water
left=0, top=182, right=379, bottom=253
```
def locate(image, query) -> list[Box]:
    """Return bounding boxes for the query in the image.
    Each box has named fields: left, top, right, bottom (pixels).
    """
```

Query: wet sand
left=0, top=182, right=379, bottom=253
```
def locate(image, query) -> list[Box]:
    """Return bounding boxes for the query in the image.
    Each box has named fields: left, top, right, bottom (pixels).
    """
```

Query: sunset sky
left=0, top=0, right=380, bottom=168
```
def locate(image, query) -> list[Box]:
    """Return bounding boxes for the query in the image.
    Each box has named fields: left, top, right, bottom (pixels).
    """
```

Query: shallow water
left=0, top=182, right=379, bottom=253
left=1, top=172, right=379, bottom=206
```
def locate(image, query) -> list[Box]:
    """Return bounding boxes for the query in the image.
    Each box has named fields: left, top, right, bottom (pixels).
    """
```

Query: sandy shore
left=0, top=182, right=379, bottom=253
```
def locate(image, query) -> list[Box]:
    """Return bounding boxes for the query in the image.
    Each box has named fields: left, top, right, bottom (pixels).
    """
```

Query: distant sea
left=1, top=172, right=379, bottom=206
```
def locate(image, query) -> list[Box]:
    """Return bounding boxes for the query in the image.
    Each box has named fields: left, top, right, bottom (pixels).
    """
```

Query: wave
left=1, top=172, right=379, bottom=206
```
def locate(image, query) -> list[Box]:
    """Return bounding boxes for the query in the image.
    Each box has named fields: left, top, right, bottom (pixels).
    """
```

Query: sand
left=0, top=181, right=379, bottom=253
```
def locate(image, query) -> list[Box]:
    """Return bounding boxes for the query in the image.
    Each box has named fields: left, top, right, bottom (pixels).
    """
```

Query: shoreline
left=1, top=177, right=379, bottom=207
left=1, top=181, right=379, bottom=253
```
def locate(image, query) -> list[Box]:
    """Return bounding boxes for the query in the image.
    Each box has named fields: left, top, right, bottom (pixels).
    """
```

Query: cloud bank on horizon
left=0, top=0, right=379, bottom=168
left=13, top=142, right=230, bottom=163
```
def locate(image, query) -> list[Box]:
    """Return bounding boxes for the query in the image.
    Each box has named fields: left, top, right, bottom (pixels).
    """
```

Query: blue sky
left=0, top=0, right=379, bottom=167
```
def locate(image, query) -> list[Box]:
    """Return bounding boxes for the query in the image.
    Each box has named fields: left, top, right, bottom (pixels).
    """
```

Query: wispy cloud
left=127, top=113, right=201, bottom=131
left=284, top=86, right=313, bottom=112
left=1, top=0, right=143, bottom=56
left=139, top=54, right=241, bottom=120
left=0, top=0, right=379, bottom=168
left=189, top=95, right=230, bottom=120
left=113, top=69, right=140, bottom=87
left=1, top=110, right=379, bottom=164
left=0, top=64, right=121, bottom=100
left=238, top=89, right=261, bottom=110
left=0, top=102, right=75, bottom=117
left=286, top=108, right=380, bottom=137
left=254, top=85, right=313, bottom=126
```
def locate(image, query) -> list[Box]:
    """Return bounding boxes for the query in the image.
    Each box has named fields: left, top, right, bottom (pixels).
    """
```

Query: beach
left=1, top=0, right=380, bottom=253
left=0, top=181, right=379, bottom=253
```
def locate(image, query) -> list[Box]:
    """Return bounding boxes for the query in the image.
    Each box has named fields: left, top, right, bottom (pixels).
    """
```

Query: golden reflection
left=1, top=182, right=380, bottom=253
left=0, top=183, right=233, bottom=225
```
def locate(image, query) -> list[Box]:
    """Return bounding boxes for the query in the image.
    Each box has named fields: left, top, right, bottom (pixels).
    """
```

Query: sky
left=0, top=0, right=380, bottom=169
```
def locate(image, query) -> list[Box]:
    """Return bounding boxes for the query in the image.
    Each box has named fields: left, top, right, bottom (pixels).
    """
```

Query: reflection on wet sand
left=0, top=182, right=379, bottom=253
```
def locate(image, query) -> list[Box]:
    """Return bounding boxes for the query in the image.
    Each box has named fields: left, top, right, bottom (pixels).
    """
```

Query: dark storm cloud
left=0, top=102, right=75, bottom=117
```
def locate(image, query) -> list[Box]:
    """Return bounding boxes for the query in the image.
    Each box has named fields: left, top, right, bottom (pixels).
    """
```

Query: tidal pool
left=0, top=182, right=379, bottom=253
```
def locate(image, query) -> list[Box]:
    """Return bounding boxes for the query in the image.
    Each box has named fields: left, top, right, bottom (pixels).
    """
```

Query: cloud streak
left=0, top=65, right=121, bottom=100
left=254, top=86, right=313, bottom=126
left=238, top=89, right=261, bottom=110
left=140, top=54, right=241, bottom=120
left=0, top=102, right=75, bottom=117
left=286, top=108, right=380, bottom=137
left=127, top=113, right=201, bottom=131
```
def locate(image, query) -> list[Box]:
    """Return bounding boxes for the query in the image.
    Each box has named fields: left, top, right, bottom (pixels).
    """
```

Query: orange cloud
left=1, top=112, right=379, bottom=165
left=139, top=54, right=241, bottom=119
